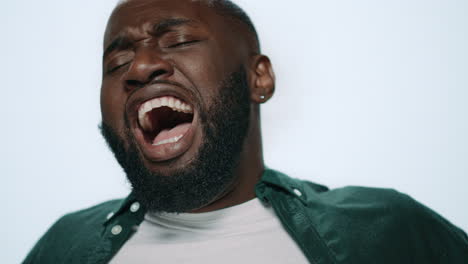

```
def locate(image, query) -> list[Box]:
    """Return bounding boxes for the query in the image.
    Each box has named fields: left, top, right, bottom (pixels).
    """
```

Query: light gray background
left=2, top=0, right=467, bottom=263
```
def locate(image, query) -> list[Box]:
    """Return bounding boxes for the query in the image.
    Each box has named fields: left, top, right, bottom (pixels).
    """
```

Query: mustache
left=149, top=79, right=185, bottom=87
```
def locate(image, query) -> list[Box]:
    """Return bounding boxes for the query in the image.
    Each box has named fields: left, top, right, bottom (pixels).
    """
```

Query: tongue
left=153, top=123, right=191, bottom=145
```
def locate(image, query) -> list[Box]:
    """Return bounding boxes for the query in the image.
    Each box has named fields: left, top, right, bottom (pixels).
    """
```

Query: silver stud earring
left=260, top=95, right=265, bottom=100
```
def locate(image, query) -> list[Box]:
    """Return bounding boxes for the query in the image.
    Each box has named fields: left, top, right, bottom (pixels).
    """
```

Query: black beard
left=100, top=67, right=251, bottom=213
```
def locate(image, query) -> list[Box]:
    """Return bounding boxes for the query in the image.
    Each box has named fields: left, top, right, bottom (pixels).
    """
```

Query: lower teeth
left=153, top=134, right=184, bottom=146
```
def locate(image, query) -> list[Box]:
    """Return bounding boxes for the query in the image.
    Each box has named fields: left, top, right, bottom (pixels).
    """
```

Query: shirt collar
left=103, top=192, right=141, bottom=226
left=104, top=168, right=327, bottom=226
left=255, top=168, right=328, bottom=205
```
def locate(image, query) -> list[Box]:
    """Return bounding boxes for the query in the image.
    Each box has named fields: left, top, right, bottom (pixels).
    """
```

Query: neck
left=190, top=110, right=264, bottom=213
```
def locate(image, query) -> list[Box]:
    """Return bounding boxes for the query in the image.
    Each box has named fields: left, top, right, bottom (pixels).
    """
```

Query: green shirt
left=24, top=169, right=468, bottom=264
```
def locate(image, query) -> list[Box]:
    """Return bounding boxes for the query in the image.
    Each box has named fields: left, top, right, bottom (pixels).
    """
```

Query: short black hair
left=207, top=0, right=260, bottom=52
left=116, top=0, right=260, bottom=52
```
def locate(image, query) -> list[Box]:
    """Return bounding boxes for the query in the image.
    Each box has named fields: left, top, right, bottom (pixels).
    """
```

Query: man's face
left=100, top=0, right=253, bottom=212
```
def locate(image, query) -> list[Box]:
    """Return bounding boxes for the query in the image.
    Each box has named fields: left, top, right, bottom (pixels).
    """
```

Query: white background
left=2, top=0, right=467, bottom=262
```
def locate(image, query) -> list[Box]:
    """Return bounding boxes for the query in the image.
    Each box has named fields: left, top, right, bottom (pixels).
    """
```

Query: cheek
left=180, top=54, right=222, bottom=83
left=100, top=79, right=127, bottom=128
left=174, top=46, right=231, bottom=103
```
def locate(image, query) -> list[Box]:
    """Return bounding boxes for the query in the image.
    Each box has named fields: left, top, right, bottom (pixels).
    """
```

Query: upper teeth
left=138, top=96, right=193, bottom=131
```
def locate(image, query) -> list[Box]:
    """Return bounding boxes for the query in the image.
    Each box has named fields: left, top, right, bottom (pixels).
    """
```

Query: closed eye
left=104, top=52, right=134, bottom=74
left=167, top=40, right=200, bottom=48
left=106, top=61, right=131, bottom=74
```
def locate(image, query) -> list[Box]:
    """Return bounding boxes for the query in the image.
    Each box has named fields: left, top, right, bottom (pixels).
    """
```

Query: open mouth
left=138, top=96, right=194, bottom=146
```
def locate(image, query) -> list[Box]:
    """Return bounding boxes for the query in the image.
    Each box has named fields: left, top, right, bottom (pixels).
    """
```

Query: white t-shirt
left=110, top=198, right=309, bottom=264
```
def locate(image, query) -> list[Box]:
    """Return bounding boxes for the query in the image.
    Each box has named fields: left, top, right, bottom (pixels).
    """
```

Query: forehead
left=104, top=0, right=219, bottom=44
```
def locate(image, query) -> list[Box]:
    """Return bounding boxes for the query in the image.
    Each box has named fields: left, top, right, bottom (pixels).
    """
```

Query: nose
left=123, top=47, right=174, bottom=90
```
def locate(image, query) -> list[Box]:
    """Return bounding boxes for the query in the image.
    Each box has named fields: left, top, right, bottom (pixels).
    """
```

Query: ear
left=249, top=55, right=275, bottom=104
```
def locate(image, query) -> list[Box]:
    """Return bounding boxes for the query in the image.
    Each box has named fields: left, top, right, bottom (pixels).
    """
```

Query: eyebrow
left=152, top=18, right=194, bottom=35
left=103, top=18, right=196, bottom=59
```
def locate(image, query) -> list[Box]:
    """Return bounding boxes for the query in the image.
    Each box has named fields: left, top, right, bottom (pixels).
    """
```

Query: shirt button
left=293, top=188, right=303, bottom=197
left=130, top=202, right=140, bottom=213
left=111, top=225, right=123, bottom=235
left=106, top=212, right=114, bottom=220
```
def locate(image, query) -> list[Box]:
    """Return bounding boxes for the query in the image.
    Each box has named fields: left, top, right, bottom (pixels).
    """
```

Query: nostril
left=148, top=69, right=170, bottom=81
left=125, top=80, right=144, bottom=89
left=125, top=69, right=170, bottom=91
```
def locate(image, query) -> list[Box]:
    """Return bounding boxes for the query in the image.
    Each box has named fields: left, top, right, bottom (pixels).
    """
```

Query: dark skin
left=101, top=0, right=275, bottom=213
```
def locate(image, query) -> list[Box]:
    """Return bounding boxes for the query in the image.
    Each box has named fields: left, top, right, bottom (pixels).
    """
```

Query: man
left=24, top=0, right=468, bottom=263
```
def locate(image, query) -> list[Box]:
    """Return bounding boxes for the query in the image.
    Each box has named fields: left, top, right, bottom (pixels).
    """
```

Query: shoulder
left=262, top=169, right=468, bottom=262
left=297, top=180, right=468, bottom=262
left=46, top=198, right=123, bottom=239
left=314, top=184, right=415, bottom=210
left=58, top=199, right=122, bottom=226
left=23, top=199, right=124, bottom=263
left=290, top=173, right=420, bottom=213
